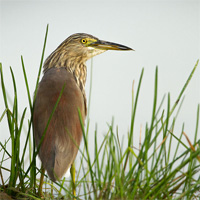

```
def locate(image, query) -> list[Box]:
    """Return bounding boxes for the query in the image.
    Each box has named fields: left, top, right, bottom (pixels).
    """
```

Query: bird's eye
left=81, top=39, right=87, bottom=44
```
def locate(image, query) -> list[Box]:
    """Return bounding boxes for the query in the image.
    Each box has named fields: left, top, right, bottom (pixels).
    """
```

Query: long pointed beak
left=89, top=40, right=134, bottom=51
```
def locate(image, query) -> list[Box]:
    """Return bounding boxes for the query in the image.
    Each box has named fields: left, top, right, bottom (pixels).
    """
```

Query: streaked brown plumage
left=33, top=33, right=132, bottom=181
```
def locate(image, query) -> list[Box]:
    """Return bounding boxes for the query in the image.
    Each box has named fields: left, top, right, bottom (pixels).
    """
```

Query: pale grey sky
left=0, top=0, right=199, bottom=179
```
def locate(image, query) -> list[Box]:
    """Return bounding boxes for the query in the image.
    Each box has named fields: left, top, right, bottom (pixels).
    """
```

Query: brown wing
left=33, top=67, right=85, bottom=181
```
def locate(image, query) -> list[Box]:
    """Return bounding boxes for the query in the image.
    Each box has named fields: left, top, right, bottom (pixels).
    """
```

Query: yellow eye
left=81, top=39, right=87, bottom=44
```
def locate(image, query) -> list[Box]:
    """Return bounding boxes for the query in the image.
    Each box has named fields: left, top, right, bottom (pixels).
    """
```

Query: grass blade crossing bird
left=33, top=33, right=133, bottom=182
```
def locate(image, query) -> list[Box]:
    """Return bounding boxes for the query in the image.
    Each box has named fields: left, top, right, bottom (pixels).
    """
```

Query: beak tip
left=119, top=46, right=134, bottom=51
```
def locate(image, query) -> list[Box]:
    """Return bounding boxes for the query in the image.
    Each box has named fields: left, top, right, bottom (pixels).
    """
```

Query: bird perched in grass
left=33, top=33, right=133, bottom=182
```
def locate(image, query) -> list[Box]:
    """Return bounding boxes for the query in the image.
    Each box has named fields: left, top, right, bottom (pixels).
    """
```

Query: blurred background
left=0, top=0, right=199, bottom=179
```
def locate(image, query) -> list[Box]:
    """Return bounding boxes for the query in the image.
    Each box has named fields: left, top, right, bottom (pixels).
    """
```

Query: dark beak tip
left=124, top=47, right=134, bottom=51
left=119, top=45, right=134, bottom=51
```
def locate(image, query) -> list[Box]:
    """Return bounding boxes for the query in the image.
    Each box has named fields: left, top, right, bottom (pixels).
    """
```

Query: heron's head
left=62, top=33, right=133, bottom=61
left=43, top=33, right=133, bottom=71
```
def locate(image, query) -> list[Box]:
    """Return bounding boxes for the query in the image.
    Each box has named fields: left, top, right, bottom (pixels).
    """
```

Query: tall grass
left=0, top=25, right=199, bottom=199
